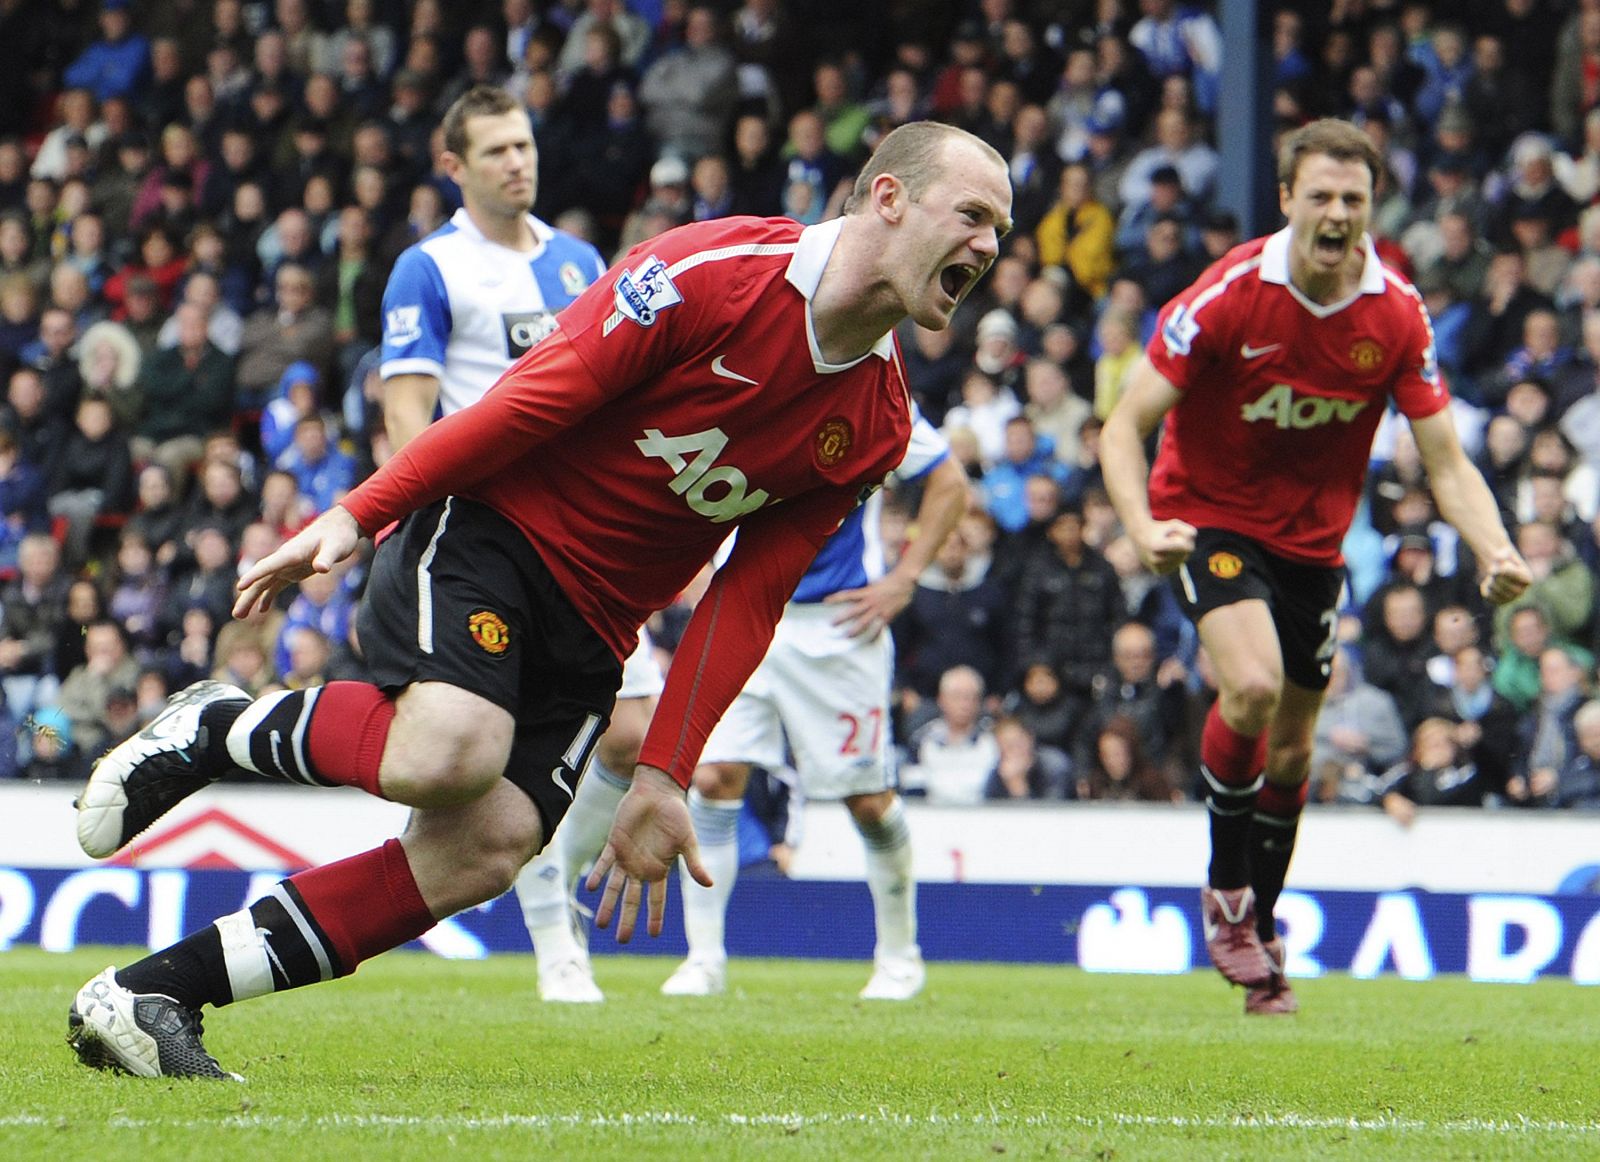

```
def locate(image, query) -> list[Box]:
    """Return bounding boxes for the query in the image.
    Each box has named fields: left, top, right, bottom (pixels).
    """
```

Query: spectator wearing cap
left=275, top=115, right=348, bottom=213
left=1117, top=109, right=1215, bottom=224
left=133, top=301, right=235, bottom=486
left=1114, top=162, right=1191, bottom=258
left=638, top=4, right=739, bottom=160
left=1197, top=208, right=1240, bottom=262
left=62, top=0, right=150, bottom=105
left=1508, top=204, right=1572, bottom=297
left=31, top=90, right=106, bottom=185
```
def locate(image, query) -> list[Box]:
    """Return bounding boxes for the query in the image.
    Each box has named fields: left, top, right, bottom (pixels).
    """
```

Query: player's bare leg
left=846, top=789, right=923, bottom=1000
left=1242, top=681, right=1321, bottom=1015
left=1194, top=601, right=1282, bottom=989
left=517, top=693, right=656, bottom=1002
left=661, top=761, right=747, bottom=996
left=72, top=779, right=542, bottom=1078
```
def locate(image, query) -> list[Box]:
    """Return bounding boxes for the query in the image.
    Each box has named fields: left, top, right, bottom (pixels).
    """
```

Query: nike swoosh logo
left=711, top=354, right=758, bottom=384
left=1240, top=342, right=1283, bottom=359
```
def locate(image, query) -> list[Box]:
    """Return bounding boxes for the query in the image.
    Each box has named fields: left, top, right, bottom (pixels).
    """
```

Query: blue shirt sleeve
left=380, top=246, right=452, bottom=378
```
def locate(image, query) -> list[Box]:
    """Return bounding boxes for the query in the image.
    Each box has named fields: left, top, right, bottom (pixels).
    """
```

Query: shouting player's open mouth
left=939, top=262, right=981, bottom=304
left=1312, top=228, right=1350, bottom=265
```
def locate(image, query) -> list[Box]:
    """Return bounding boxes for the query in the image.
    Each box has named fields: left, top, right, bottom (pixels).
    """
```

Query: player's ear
left=871, top=173, right=906, bottom=224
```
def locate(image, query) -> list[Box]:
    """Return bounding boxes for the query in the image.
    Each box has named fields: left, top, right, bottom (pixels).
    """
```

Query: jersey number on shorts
left=838, top=708, right=883, bottom=756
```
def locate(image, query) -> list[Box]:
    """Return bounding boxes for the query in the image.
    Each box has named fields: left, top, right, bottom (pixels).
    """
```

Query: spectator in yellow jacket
left=1034, top=162, right=1115, bottom=300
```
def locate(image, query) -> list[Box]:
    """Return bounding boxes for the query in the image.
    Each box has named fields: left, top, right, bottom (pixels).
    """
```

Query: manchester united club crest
left=1208, top=551, right=1243, bottom=580
left=814, top=417, right=853, bottom=468
left=467, top=610, right=511, bottom=656
left=1350, top=339, right=1384, bottom=371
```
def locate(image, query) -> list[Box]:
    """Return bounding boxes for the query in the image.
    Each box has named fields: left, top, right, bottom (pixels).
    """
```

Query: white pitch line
left=3, top=1112, right=1598, bottom=1135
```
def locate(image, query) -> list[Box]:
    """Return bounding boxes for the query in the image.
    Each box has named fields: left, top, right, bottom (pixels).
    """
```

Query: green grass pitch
left=3, top=947, right=1597, bottom=1160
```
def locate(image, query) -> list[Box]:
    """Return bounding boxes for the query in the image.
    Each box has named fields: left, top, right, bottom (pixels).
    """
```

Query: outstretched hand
left=233, top=506, right=363, bottom=619
left=586, top=764, right=711, bottom=941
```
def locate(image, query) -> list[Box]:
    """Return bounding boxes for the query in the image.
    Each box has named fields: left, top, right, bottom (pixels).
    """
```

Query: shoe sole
left=76, top=681, right=245, bottom=859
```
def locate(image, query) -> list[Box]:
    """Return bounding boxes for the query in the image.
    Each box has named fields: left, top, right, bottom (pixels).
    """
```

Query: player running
left=1102, top=118, right=1530, bottom=1015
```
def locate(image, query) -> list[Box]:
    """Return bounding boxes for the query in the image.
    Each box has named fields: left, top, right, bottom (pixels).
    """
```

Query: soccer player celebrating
left=368, top=85, right=668, bottom=1007
left=68, top=119, right=1012, bottom=1077
left=1101, top=118, right=1530, bottom=1015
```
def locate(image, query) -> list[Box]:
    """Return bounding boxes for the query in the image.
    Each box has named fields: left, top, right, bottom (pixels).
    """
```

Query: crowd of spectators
left=1, top=0, right=1598, bottom=822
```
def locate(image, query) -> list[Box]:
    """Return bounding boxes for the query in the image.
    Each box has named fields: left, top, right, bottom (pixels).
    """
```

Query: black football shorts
left=359, top=496, right=623, bottom=837
left=1169, top=526, right=1346, bottom=691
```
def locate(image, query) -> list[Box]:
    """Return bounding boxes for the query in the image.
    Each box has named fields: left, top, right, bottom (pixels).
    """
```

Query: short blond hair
left=843, top=121, right=1004, bottom=214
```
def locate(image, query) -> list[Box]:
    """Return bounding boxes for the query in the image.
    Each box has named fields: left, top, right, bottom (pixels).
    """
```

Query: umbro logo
left=1240, top=342, right=1283, bottom=360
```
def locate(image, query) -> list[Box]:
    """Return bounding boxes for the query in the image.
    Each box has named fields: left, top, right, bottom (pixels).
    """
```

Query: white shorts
left=617, top=627, right=665, bottom=700
left=700, top=601, right=893, bottom=800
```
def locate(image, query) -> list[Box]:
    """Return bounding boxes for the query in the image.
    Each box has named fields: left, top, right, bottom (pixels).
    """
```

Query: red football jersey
left=340, top=215, right=914, bottom=783
left=1144, top=229, right=1449, bottom=566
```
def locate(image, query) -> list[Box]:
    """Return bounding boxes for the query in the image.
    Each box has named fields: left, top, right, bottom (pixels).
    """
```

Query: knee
left=384, top=727, right=510, bottom=807
left=438, top=812, right=542, bottom=908
left=846, top=789, right=896, bottom=827
left=1222, top=675, right=1281, bottom=730
left=691, top=761, right=749, bottom=800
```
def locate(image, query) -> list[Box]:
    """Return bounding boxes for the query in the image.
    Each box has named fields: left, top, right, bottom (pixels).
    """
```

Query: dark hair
left=1277, top=117, right=1382, bottom=191
left=441, top=85, right=521, bottom=158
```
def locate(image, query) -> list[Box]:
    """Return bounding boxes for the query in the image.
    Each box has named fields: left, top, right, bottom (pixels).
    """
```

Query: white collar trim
left=449, top=207, right=553, bottom=257
left=1258, top=226, right=1385, bottom=318
left=784, top=217, right=894, bottom=370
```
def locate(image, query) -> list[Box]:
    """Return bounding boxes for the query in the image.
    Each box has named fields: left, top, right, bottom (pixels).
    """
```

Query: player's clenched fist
left=1479, top=547, right=1532, bottom=606
left=1135, top=519, right=1197, bottom=575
